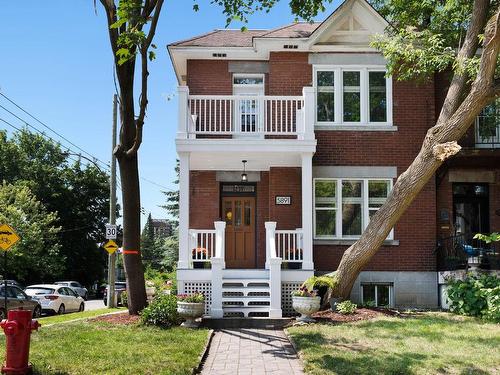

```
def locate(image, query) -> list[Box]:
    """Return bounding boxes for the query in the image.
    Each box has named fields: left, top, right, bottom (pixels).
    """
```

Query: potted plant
left=177, top=292, right=205, bottom=328
left=192, top=248, right=210, bottom=269
left=291, top=286, right=320, bottom=322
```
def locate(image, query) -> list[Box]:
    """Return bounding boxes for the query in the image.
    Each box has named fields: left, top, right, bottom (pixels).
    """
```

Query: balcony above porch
left=176, top=86, right=316, bottom=145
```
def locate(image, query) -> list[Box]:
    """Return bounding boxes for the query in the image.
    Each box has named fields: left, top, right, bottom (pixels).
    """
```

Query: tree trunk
left=119, top=152, right=147, bottom=313
left=333, top=3, right=499, bottom=299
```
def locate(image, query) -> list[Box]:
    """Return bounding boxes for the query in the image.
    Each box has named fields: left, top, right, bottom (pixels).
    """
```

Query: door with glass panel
left=223, top=197, right=256, bottom=268
left=233, top=75, right=264, bottom=135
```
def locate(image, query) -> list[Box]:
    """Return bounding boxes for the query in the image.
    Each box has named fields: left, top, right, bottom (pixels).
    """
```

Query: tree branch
left=125, top=0, right=164, bottom=157
left=99, top=0, right=119, bottom=55
left=437, top=0, right=490, bottom=125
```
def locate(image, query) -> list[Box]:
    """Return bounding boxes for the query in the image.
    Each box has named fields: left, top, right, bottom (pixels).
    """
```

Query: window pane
left=342, top=181, right=362, bottom=236
left=377, top=285, right=390, bottom=306
left=477, top=99, right=499, bottom=140
left=369, top=180, right=390, bottom=208
left=362, top=284, right=375, bottom=305
left=315, top=210, right=336, bottom=237
left=369, top=72, right=387, bottom=122
left=343, top=71, right=360, bottom=122
left=235, top=201, right=242, bottom=227
left=317, top=71, right=335, bottom=122
left=234, top=76, right=263, bottom=85
left=315, top=180, right=336, bottom=208
left=244, top=201, right=251, bottom=226
left=224, top=201, right=233, bottom=226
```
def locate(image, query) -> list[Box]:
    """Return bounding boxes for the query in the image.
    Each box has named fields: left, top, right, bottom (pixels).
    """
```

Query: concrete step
left=222, top=279, right=270, bottom=288
left=201, top=317, right=293, bottom=330
left=221, top=286, right=270, bottom=294
left=222, top=269, right=269, bottom=279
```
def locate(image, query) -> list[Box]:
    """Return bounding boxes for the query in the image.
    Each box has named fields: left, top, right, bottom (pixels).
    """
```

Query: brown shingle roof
left=170, top=22, right=321, bottom=47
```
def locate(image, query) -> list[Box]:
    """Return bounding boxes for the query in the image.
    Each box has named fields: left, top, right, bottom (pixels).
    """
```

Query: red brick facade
left=185, top=51, right=495, bottom=273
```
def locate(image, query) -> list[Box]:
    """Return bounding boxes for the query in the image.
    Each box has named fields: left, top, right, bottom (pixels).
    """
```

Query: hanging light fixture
left=241, top=160, right=248, bottom=182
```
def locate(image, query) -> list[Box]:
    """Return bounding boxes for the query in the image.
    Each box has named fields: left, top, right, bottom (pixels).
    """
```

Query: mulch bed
left=310, top=307, right=402, bottom=323
left=90, top=312, right=140, bottom=325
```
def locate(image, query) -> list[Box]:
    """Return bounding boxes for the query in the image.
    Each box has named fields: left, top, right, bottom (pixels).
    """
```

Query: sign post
left=0, top=224, right=21, bottom=318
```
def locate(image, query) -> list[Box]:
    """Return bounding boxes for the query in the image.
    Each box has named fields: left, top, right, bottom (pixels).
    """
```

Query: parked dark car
left=0, top=280, right=23, bottom=288
left=0, top=284, right=42, bottom=319
left=103, top=282, right=127, bottom=306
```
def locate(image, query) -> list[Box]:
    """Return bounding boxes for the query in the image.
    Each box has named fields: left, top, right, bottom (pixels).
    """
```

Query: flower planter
left=177, top=301, right=205, bottom=328
left=292, top=296, right=321, bottom=322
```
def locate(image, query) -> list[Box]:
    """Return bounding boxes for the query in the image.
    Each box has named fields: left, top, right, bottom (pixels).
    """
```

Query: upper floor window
left=314, top=67, right=392, bottom=126
left=314, top=178, right=393, bottom=239
left=475, top=98, right=499, bottom=147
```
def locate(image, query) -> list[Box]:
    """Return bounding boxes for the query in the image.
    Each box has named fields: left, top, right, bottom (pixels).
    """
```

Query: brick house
left=168, top=0, right=500, bottom=317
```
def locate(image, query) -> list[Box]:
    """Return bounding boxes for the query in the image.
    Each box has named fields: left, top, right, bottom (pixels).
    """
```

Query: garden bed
left=90, top=311, right=140, bottom=325
left=310, top=307, right=391, bottom=323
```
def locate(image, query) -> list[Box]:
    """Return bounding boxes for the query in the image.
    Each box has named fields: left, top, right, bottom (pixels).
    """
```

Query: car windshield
left=25, top=287, right=56, bottom=295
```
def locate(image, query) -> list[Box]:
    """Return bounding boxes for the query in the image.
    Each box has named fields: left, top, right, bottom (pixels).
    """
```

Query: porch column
left=177, top=152, right=190, bottom=269
left=265, top=221, right=277, bottom=269
left=302, top=87, right=315, bottom=141
left=177, top=86, right=189, bottom=139
left=301, top=152, right=314, bottom=270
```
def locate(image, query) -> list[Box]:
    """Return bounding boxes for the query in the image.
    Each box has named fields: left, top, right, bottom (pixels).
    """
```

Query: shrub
left=302, top=275, right=337, bottom=305
left=144, top=266, right=177, bottom=294
left=446, top=273, right=500, bottom=322
left=120, top=291, right=128, bottom=307
left=292, top=286, right=317, bottom=297
left=177, top=292, right=204, bottom=303
left=140, top=294, right=180, bottom=328
left=337, top=300, right=357, bottom=315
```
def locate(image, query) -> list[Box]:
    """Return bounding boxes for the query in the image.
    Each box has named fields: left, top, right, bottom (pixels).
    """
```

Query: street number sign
left=0, top=224, right=20, bottom=251
left=103, top=240, right=119, bottom=254
left=105, top=224, right=117, bottom=239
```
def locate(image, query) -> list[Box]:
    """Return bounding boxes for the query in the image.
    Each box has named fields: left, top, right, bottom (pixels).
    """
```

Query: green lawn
left=0, top=321, right=209, bottom=375
left=38, top=308, right=125, bottom=325
left=287, top=312, right=500, bottom=375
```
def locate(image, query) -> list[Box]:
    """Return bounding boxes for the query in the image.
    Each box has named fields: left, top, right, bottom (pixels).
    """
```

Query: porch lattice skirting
left=179, top=282, right=302, bottom=317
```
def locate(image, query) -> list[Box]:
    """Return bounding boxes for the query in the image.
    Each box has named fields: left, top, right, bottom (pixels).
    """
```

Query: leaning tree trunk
left=332, top=1, right=499, bottom=299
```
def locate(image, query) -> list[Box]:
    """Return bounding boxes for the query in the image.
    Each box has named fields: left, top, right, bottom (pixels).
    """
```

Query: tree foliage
left=0, top=182, right=63, bottom=283
left=0, top=130, right=110, bottom=286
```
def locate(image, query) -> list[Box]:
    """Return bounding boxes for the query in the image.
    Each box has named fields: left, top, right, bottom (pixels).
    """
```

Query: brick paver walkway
left=201, top=329, right=304, bottom=375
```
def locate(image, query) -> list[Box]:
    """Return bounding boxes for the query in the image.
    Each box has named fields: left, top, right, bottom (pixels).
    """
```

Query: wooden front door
left=223, top=196, right=256, bottom=268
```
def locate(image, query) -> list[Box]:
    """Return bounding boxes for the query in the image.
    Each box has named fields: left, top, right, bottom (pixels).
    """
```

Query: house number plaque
left=275, top=196, right=291, bottom=205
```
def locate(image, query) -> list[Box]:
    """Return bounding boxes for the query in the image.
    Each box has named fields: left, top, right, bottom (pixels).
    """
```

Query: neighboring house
left=169, top=0, right=500, bottom=318
left=151, top=218, right=172, bottom=237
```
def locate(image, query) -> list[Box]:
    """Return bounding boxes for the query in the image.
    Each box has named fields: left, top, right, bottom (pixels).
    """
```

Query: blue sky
left=0, top=0, right=340, bottom=226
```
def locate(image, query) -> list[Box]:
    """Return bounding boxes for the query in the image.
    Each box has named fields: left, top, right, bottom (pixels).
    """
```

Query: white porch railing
left=276, top=229, right=304, bottom=264
left=187, top=95, right=304, bottom=136
left=189, top=229, right=217, bottom=262
left=265, top=222, right=283, bottom=318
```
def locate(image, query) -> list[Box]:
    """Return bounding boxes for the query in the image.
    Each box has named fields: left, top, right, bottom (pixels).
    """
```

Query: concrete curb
left=193, top=329, right=215, bottom=374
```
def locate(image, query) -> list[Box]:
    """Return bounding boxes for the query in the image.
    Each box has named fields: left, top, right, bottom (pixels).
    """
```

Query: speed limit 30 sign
left=105, top=224, right=117, bottom=239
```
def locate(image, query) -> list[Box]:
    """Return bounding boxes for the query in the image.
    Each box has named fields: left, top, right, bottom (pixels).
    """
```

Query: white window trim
left=313, top=65, right=393, bottom=127
left=313, top=177, right=394, bottom=240
left=361, top=283, right=394, bottom=307
left=233, top=73, right=265, bottom=88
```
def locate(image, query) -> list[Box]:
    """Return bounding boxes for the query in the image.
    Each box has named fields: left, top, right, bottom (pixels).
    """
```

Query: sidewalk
left=201, top=328, right=304, bottom=375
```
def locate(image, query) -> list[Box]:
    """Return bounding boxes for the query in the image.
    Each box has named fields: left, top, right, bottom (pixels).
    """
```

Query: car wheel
left=83, top=293, right=88, bottom=301
left=32, top=306, right=42, bottom=318
left=57, top=304, right=65, bottom=315
left=79, top=302, right=85, bottom=312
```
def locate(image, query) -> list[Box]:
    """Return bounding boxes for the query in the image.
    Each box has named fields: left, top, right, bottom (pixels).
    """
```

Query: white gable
left=309, top=0, right=388, bottom=47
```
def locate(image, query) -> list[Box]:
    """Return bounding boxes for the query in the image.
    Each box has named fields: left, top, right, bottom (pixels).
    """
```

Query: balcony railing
left=177, top=86, right=315, bottom=140
left=275, top=229, right=304, bottom=264
left=475, top=115, right=500, bottom=148
left=189, top=229, right=217, bottom=264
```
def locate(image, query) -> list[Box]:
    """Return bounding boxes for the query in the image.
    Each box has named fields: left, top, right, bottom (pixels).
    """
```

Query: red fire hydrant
left=1, top=309, right=40, bottom=375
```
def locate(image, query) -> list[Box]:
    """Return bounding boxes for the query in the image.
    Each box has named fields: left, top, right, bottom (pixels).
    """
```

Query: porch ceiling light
left=241, top=160, right=248, bottom=182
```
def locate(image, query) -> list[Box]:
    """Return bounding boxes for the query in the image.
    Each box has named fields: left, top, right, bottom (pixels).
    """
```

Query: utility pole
left=107, top=94, right=118, bottom=308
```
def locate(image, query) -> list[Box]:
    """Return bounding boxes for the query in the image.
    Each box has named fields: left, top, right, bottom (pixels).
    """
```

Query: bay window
left=314, top=178, right=393, bottom=239
left=314, top=67, right=392, bottom=126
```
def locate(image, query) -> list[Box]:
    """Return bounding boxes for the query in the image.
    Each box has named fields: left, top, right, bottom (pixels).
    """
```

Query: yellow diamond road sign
left=103, top=239, right=118, bottom=254
left=0, top=224, right=20, bottom=251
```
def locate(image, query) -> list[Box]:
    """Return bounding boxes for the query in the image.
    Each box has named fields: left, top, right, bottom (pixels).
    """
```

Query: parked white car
left=25, top=284, right=85, bottom=315
left=55, top=281, right=88, bottom=300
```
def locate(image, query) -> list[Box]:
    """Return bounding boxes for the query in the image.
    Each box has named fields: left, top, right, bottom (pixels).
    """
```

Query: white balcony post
left=301, top=153, right=314, bottom=270
left=269, top=257, right=282, bottom=318
left=214, top=221, right=226, bottom=264
left=177, top=152, right=190, bottom=269
left=265, top=221, right=277, bottom=269
left=177, top=86, right=189, bottom=139
left=302, top=87, right=315, bottom=141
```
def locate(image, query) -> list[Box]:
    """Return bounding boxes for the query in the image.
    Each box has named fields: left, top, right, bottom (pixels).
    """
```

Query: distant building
left=151, top=219, right=172, bottom=237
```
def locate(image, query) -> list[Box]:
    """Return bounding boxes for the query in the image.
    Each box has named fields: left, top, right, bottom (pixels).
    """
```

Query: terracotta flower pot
left=292, top=296, right=321, bottom=322
left=177, top=301, right=205, bottom=328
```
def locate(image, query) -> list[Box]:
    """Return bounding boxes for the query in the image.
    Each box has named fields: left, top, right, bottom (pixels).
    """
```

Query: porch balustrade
left=265, top=222, right=283, bottom=318
left=177, top=86, right=315, bottom=140
left=275, top=229, right=304, bottom=264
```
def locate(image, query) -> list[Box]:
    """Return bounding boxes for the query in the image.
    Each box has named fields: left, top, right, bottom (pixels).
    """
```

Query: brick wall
left=189, top=171, right=220, bottom=228
left=187, top=60, right=232, bottom=95
left=269, top=167, right=302, bottom=230
left=268, top=52, right=312, bottom=96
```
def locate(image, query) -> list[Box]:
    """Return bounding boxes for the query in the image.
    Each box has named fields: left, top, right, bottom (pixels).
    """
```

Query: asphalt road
left=85, top=298, right=105, bottom=311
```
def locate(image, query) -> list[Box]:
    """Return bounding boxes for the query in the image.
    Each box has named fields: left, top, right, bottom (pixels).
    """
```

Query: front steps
left=201, top=317, right=293, bottom=330
left=221, top=270, right=271, bottom=317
